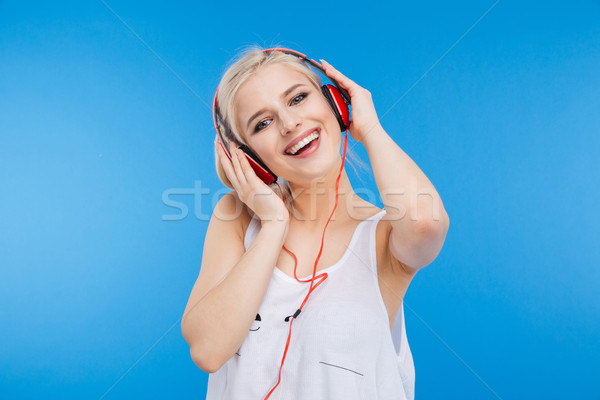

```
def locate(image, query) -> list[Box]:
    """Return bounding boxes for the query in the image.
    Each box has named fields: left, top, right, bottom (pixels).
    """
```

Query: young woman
left=181, top=46, right=449, bottom=400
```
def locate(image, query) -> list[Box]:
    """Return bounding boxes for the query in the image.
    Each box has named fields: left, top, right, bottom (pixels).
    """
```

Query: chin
left=282, top=152, right=342, bottom=185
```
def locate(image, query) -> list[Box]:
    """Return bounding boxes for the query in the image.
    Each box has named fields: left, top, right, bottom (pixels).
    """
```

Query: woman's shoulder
left=347, top=201, right=394, bottom=274
left=348, top=197, right=385, bottom=221
left=214, top=191, right=254, bottom=240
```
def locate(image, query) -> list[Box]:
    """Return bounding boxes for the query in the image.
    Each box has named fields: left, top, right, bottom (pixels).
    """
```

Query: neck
left=287, top=159, right=355, bottom=228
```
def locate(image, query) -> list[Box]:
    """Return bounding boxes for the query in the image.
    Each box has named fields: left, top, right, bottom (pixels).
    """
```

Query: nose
left=279, top=108, right=302, bottom=135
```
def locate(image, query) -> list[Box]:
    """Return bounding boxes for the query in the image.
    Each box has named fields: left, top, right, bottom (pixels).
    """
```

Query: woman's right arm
left=181, top=192, right=289, bottom=373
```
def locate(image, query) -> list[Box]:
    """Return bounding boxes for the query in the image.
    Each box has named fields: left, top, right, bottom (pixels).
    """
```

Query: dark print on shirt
left=243, top=311, right=366, bottom=379
left=319, top=361, right=364, bottom=376
left=248, top=310, right=301, bottom=333
left=250, top=313, right=261, bottom=331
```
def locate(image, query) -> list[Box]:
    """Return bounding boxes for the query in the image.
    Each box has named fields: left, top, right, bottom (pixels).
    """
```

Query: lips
left=283, top=128, right=320, bottom=154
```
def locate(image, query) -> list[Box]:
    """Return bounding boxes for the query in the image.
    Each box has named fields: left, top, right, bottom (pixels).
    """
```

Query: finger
left=216, top=138, right=232, bottom=158
left=216, top=141, right=241, bottom=188
left=236, top=147, right=264, bottom=185
left=229, top=143, right=248, bottom=186
left=319, top=59, right=358, bottom=90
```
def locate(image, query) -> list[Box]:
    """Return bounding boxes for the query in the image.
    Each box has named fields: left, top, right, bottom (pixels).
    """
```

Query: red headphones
left=212, top=47, right=352, bottom=185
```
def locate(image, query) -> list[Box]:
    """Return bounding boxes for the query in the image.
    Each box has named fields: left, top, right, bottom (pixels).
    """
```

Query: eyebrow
left=245, top=83, right=308, bottom=130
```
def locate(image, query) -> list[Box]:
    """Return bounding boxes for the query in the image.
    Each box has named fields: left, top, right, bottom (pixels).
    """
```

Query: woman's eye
left=254, top=119, right=271, bottom=133
left=291, top=93, right=307, bottom=105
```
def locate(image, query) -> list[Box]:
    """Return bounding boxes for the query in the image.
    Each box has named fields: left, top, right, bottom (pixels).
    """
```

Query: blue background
left=1, top=0, right=599, bottom=399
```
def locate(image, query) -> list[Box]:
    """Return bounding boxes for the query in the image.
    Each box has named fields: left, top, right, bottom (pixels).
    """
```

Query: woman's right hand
left=216, top=138, right=290, bottom=226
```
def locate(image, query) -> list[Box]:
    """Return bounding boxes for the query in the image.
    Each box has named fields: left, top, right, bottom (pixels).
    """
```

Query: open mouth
left=285, top=132, right=321, bottom=157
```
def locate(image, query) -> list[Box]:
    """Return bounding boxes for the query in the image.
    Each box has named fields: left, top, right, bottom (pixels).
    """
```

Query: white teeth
left=287, top=133, right=319, bottom=155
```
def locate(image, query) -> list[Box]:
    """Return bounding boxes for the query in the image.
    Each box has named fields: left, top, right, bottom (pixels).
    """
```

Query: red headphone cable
left=263, top=132, right=348, bottom=399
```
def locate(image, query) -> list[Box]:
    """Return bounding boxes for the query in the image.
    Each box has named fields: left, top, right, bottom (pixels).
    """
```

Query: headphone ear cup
left=321, top=84, right=351, bottom=131
left=237, top=144, right=278, bottom=185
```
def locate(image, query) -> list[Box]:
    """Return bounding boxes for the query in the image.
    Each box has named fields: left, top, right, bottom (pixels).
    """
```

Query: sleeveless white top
left=206, top=209, right=415, bottom=400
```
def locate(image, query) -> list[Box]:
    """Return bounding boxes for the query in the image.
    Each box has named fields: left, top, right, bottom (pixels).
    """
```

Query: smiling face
left=233, top=63, right=342, bottom=185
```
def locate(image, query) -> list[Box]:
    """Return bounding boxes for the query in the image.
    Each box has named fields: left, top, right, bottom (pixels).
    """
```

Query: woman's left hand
left=320, top=59, right=382, bottom=143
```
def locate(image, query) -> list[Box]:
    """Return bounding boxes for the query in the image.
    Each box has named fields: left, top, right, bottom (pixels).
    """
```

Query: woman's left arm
left=321, top=60, right=450, bottom=271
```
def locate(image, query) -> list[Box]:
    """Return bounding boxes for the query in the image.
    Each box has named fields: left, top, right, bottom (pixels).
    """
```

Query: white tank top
left=206, top=209, right=415, bottom=400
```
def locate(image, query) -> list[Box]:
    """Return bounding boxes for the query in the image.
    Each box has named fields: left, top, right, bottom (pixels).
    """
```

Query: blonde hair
left=213, top=44, right=370, bottom=216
